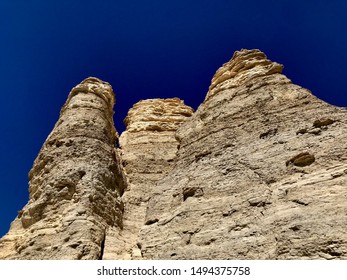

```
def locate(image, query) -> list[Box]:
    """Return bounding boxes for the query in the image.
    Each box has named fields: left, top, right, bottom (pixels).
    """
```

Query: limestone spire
left=103, top=98, right=193, bottom=259
left=206, top=49, right=284, bottom=100
left=0, top=77, right=126, bottom=259
left=2, top=50, right=346, bottom=260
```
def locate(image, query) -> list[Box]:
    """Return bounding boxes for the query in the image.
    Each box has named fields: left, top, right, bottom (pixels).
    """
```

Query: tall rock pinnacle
left=206, top=49, right=283, bottom=100
left=138, top=49, right=347, bottom=259
left=103, top=98, right=193, bottom=259
left=1, top=49, right=346, bottom=260
left=0, top=77, right=126, bottom=259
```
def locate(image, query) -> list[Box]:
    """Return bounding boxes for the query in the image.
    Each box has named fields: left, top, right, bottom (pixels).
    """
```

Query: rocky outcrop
left=0, top=77, right=126, bottom=259
left=1, top=49, right=347, bottom=260
left=103, top=98, right=193, bottom=259
left=206, top=49, right=283, bottom=100
left=138, top=49, right=347, bottom=259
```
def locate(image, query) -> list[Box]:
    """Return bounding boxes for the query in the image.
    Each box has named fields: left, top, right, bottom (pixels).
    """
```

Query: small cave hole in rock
left=183, top=188, right=196, bottom=201
left=78, top=170, right=86, bottom=179
left=183, top=187, right=203, bottom=201
left=313, top=118, right=334, bottom=128
left=145, top=218, right=159, bottom=225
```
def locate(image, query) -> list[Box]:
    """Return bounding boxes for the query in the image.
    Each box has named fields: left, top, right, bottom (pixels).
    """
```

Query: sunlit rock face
left=0, top=77, right=126, bottom=259
left=1, top=50, right=347, bottom=260
left=206, top=49, right=283, bottom=100
left=103, top=98, right=193, bottom=260
left=138, top=49, right=347, bottom=260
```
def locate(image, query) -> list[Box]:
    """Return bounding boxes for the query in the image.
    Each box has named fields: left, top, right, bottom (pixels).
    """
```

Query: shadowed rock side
left=138, top=49, right=347, bottom=259
left=0, top=77, right=126, bottom=259
left=103, top=98, right=193, bottom=259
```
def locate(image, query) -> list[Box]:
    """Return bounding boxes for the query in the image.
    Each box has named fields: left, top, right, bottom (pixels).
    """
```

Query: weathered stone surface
left=138, top=49, right=347, bottom=260
left=206, top=49, right=283, bottom=100
left=103, top=98, right=193, bottom=259
left=1, top=49, right=347, bottom=260
left=123, top=98, right=193, bottom=132
left=0, top=77, right=126, bottom=259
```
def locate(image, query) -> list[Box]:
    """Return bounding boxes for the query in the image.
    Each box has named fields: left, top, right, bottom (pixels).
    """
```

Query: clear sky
left=0, top=0, right=346, bottom=237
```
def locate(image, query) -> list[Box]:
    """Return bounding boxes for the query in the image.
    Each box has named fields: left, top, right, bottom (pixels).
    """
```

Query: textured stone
left=103, top=98, right=193, bottom=259
left=0, top=77, right=126, bottom=259
left=123, top=98, right=193, bottom=132
left=206, top=49, right=283, bottom=100
left=138, top=49, right=347, bottom=260
left=1, top=49, right=347, bottom=260
left=286, top=152, right=315, bottom=167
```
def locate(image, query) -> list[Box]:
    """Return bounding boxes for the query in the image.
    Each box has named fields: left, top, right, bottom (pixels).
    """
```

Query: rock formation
left=138, top=49, right=347, bottom=259
left=1, top=49, right=346, bottom=259
left=0, top=77, right=126, bottom=259
left=102, top=98, right=193, bottom=259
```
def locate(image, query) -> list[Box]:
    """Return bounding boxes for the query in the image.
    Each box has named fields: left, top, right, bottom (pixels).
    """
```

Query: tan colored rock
left=206, top=49, right=283, bottom=100
left=0, top=77, right=126, bottom=259
left=124, top=98, right=193, bottom=132
left=1, top=49, right=347, bottom=260
left=103, top=98, right=193, bottom=259
left=138, top=49, right=347, bottom=259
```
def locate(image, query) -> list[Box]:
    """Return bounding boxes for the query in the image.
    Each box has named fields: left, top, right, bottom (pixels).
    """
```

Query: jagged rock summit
left=207, top=49, right=283, bottom=100
left=1, top=49, right=346, bottom=259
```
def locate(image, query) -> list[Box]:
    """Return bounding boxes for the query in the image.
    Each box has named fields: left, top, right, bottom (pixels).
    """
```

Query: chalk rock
left=0, top=77, right=126, bottom=259
left=103, top=98, right=193, bottom=259
left=1, top=49, right=347, bottom=260
left=206, top=49, right=283, bottom=100
left=138, top=49, right=347, bottom=259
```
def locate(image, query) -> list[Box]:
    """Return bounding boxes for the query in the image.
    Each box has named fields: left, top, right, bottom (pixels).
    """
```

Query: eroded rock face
left=138, top=49, right=347, bottom=259
left=1, top=49, right=347, bottom=260
left=206, top=49, right=283, bottom=100
left=0, top=77, right=126, bottom=259
left=103, top=98, right=193, bottom=259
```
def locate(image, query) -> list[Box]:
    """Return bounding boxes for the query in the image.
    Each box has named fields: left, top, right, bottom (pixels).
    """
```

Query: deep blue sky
left=0, top=0, right=346, bottom=237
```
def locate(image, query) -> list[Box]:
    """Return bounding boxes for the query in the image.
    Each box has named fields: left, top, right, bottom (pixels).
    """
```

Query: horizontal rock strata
left=138, top=49, right=347, bottom=259
left=0, top=77, right=126, bottom=259
left=103, top=98, right=193, bottom=259
left=1, top=49, right=346, bottom=260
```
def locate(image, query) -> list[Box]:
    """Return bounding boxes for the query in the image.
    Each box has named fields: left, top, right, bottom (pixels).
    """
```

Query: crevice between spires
left=99, top=231, right=106, bottom=260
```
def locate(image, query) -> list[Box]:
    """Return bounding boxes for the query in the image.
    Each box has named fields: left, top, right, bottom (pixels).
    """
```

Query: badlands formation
left=0, top=49, right=346, bottom=259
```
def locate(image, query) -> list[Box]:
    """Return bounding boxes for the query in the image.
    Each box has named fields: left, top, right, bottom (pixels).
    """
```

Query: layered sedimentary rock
left=103, top=99, right=193, bottom=259
left=139, top=49, right=347, bottom=259
left=0, top=77, right=126, bottom=259
left=1, top=49, right=347, bottom=260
